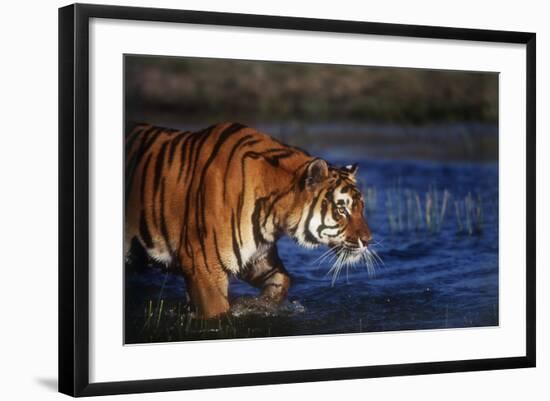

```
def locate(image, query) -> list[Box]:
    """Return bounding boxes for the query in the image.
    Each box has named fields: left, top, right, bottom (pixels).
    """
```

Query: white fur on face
left=298, top=187, right=346, bottom=247
left=334, top=187, right=354, bottom=211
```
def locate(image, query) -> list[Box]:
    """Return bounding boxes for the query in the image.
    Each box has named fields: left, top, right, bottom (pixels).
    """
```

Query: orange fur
left=125, top=122, right=372, bottom=318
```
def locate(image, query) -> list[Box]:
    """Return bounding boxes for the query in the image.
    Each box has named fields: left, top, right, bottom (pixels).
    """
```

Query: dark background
left=125, top=55, right=498, bottom=161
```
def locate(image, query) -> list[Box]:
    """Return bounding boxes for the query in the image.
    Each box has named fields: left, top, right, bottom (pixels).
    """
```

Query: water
left=125, top=155, right=498, bottom=343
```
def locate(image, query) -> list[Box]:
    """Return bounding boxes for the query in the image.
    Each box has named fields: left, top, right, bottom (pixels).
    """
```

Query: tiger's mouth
left=320, top=241, right=383, bottom=286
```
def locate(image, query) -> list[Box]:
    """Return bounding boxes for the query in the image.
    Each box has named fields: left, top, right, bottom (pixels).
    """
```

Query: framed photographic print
left=58, top=3, right=536, bottom=397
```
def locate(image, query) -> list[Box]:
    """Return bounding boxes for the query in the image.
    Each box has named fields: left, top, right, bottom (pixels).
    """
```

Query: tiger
left=125, top=122, right=373, bottom=318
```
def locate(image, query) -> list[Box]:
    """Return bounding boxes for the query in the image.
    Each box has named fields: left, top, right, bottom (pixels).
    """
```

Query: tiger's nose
left=358, top=233, right=372, bottom=247
left=354, top=233, right=372, bottom=248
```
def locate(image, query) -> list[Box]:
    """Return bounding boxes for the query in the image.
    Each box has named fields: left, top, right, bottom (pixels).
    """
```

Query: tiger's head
left=288, top=158, right=377, bottom=279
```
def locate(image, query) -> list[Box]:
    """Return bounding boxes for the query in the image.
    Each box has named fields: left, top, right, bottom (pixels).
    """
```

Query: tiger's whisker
left=313, top=249, right=335, bottom=267
left=326, top=247, right=345, bottom=277
left=361, top=252, right=376, bottom=278
left=370, top=248, right=385, bottom=266
left=312, top=247, right=335, bottom=263
left=329, top=248, right=347, bottom=285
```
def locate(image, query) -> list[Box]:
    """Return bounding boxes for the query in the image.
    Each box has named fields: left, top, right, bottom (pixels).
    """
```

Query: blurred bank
left=125, top=55, right=498, bottom=161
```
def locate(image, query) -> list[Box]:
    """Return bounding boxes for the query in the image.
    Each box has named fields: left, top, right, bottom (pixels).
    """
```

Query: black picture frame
left=59, top=3, right=536, bottom=397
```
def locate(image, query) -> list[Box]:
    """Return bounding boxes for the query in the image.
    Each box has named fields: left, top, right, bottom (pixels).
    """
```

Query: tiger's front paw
left=260, top=272, right=290, bottom=302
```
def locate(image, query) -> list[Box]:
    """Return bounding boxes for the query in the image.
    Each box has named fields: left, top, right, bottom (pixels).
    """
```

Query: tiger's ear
left=305, top=159, right=329, bottom=188
left=342, top=163, right=359, bottom=177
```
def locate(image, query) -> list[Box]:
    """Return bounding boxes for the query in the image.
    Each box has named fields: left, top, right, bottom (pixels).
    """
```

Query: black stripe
left=213, top=231, right=230, bottom=272
left=139, top=211, right=153, bottom=248
left=236, top=148, right=268, bottom=246
left=176, top=131, right=199, bottom=254
left=261, top=149, right=295, bottom=167
left=222, top=135, right=254, bottom=200
left=153, top=140, right=169, bottom=197
left=317, top=219, right=341, bottom=238
left=139, top=153, right=153, bottom=204
left=168, top=132, right=187, bottom=166
left=231, top=214, right=243, bottom=269
left=125, top=128, right=162, bottom=206
left=236, top=192, right=245, bottom=246
left=126, top=127, right=151, bottom=174
left=303, top=191, right=324, bottom=244
left=318, top=195, right=329, bottom=236
left=159, top=179, right=174, bottom=257
left=136, top=129, right=163, bottom=160
left=323, top=225, right=347, bottom=238
left=177, top=131, right=196, bottom=182
left=251, top=197, right=268, bottom=247
left=125, top=124, right=149, bottom=155
left=126, top=124, right=152, bottom=147
left=270, top=135, right=311, bottom=157
left=331, top=202, right=341, bottom=221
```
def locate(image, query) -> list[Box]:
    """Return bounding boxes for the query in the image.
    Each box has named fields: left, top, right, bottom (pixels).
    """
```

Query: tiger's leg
left=241, top=246, right=291, bottom=302
left=185, top=265, right=230, bottom=318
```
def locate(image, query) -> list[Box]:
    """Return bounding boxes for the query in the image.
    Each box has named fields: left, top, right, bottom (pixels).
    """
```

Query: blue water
left=125, top=155, right=498, bottom=342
